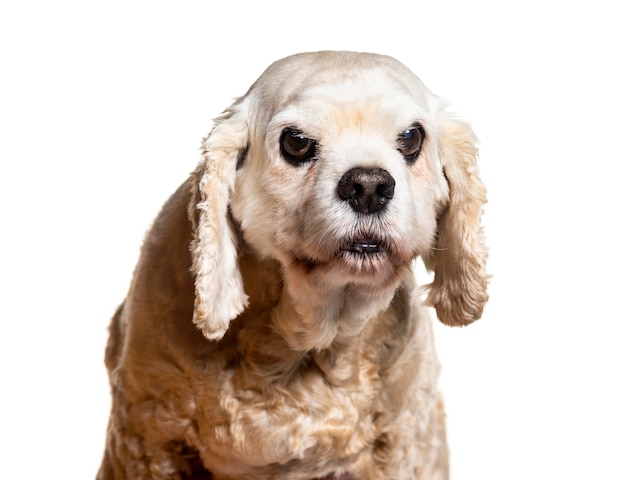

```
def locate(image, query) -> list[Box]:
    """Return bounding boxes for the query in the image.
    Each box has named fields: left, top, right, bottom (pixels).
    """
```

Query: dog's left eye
left=397, top=123, right=425, bottom=164
left=280, top=128, right=318, bottom=166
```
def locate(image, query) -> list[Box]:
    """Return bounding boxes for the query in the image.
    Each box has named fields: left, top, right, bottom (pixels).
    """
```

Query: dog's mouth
left=291, top=236, right=397, bottom=276
left=338, top=237, right=393, bottom=274
left=342, top=239, right=384, bottom=255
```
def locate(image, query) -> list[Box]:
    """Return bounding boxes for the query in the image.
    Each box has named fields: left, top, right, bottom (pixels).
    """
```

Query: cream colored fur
left=98, top=51, right=488, bottom=480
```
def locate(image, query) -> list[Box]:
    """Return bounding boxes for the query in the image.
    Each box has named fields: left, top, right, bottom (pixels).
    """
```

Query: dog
left=97, top=51, right=488, bottom=480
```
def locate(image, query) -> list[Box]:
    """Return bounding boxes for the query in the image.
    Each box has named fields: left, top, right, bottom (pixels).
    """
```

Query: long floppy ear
left=188, top=101, right=249, bottom=340
left=424, top=116, right=489, bottom=326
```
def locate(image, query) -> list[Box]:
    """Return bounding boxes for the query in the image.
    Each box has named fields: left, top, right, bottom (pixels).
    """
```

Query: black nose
left=337, top=167, right=395, bottom=214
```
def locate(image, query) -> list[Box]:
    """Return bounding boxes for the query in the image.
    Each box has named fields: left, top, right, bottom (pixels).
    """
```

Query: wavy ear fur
left=188, top=101, right=249, bottom=340
left=424, top=116, right=489, bottom=326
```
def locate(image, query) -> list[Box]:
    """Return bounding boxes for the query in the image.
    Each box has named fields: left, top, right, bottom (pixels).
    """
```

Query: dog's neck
left=236, top=249, right=402, bottom=361
left=271, top=274, right=399, bottom=353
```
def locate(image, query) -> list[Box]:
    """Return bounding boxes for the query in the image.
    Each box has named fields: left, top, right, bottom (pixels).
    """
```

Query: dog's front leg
left=97, top=402, right=209, bottom=480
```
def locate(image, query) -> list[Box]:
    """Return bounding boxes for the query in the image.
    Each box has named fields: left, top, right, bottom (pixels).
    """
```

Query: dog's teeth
left=351, top=241, right=381, bottom=254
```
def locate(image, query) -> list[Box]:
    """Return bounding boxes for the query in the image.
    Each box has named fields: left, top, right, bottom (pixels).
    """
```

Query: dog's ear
left=424, top=116, right=489, bottom=326
left=188, top=100, right=249, bottom=340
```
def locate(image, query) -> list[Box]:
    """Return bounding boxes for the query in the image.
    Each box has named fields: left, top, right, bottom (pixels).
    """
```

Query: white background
left=1, top=1, right=625, bottom=478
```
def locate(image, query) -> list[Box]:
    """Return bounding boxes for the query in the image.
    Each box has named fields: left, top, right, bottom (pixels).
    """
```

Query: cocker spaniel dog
left=98, top=51, right=488, bottom=480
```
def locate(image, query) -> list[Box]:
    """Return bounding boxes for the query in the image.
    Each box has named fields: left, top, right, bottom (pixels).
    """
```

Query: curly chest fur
left=192, top=351, right=382, bottom=475
left=111, top=285, right=432, bottom=479
left=166, top=294, right=412, bottom=475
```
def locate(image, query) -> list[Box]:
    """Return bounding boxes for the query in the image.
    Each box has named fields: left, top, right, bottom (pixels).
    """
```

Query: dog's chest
left=192, top=357, right=380, bottom=475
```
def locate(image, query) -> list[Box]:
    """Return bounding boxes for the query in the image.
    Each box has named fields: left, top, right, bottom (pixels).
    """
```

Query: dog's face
left=231, top=60, right=446, bottom=292
left=190, top=52, right=488, bottom=344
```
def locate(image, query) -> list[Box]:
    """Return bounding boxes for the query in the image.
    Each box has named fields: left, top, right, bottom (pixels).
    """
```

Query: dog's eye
left=397, top=123, right=425, bottom=164
left=280, top=128, right=317, bottom=165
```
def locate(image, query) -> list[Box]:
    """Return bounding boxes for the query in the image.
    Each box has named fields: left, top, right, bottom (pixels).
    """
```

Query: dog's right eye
left=280, top=128, right=318, bottom=165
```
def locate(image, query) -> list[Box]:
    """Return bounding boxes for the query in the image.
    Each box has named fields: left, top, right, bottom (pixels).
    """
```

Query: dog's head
left=189, top=51, right=488, bottom=341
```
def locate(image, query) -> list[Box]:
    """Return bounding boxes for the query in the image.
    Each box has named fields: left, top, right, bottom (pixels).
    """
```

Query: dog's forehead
left=249, top=52, right=433, bottom=124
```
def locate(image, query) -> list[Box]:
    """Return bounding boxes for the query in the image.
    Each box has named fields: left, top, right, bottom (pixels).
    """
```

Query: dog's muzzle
left=337, top=167, right=395, bottom=214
